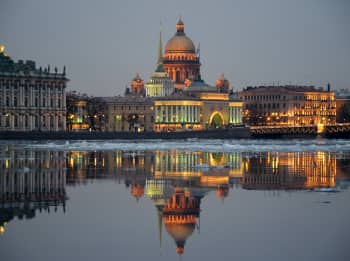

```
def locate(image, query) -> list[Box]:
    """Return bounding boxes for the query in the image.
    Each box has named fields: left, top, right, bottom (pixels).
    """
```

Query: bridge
left=250, top=125, right=317, bottom=137
left=250, top=124, right=350, bottom=138
left=324, top=123, right=350, bottom=138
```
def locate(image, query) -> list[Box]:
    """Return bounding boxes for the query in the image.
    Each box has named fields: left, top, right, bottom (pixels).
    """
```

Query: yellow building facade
left=237, top=85, right=336, bottom=126
left=153, top=93, right=242, bottom=132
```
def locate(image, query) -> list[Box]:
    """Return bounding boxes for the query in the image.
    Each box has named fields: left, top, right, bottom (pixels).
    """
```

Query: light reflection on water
left=1, top=142, right=350, bottom=261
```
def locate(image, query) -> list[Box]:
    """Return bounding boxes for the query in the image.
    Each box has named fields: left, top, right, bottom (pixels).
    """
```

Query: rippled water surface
left=1, top=139, right=349, bottom=261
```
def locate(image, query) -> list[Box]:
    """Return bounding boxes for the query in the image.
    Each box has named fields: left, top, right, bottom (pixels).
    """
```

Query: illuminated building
left=66, top=100, right=89, bottom=131
left=335, top=90, right=350, bottom=123
left=163, top=18, right=201, bottom=90
left=0, top=45, right=67, bottom=131
left=145, top=29, right=175, bottom=97
left=153, top=94, right=243, bottom=132
left=237, top=85, right=336, bottom=126
left=96, top=18, right=243, bottom=132
left=105, top=96, right=154, bottom=132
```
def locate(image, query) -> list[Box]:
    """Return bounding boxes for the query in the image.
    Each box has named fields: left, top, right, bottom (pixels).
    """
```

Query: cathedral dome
left=165, top=222, right=195, bottom=242
left=165, top=18, right=196, bottom=54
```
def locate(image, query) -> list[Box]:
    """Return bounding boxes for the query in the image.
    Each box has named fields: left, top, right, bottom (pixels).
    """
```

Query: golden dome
left=165, top=18, right=196, bottom=54
left=165, top=222, right=195, bottom=243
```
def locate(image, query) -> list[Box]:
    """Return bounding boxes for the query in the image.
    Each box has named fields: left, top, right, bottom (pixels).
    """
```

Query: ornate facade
left=0, top=45, right=67, bottom=131
left=153, top=93, right=242, bottom=132
left=237, top=85, right=336, bottom=126
left=103, top=18, right=243, bottom=132
left=163, top=18, right=201, bottom=90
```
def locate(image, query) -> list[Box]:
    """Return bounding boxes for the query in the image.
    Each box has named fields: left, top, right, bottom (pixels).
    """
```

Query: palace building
left=0, top=45, right=68, bottom=131
left=237, top=85, right=336, bottom=126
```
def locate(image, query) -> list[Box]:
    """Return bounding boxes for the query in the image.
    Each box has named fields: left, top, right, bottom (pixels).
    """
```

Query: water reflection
left=0, top=148, right=66, bottom=235
left=1, top=145, right=349, bottom=257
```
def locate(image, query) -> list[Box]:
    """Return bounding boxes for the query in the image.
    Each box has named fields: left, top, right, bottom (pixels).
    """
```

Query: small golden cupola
left=130, top=73, right=145, bottom=96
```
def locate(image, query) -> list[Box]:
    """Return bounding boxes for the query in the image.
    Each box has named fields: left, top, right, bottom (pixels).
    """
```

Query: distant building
left=130, top=73, right=145, bottom=97
left=79, top=18, right=243, bottom=133
left=145, top=30, right=175, bottom=97
left=237, top=85, right=336, bottom=126
left=66, top=97, right=89, bottom=131
left=66, top=92, right=106, bottom=131
left=105, top=96, right=153, bottom=132
left=335, top=89, right=350, bottom=123
left=163, top=18, right=201, bottom=90
left=0, top=45, right=68, bottom=131
left=153, top=92, right=242, bottom=132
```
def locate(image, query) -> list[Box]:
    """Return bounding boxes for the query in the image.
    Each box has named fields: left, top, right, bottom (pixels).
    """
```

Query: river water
left=0, top=139, right=349, bottom=260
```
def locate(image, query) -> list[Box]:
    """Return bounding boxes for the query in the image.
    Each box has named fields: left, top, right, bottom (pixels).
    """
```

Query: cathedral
left=163, top=17, right=201, bottom=90
left=106, top=18, right=243, bottom=132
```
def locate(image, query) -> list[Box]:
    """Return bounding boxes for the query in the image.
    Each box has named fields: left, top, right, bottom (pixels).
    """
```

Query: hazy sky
left=1, top=0, right=349, bottom=96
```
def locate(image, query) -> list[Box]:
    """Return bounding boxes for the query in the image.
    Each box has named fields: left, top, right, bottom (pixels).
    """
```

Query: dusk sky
left=1, top=0, right=349, bottom=96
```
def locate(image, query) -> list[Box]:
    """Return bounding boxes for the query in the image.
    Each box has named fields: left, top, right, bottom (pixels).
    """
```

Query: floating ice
left=0, top=138, right=349, bottom=153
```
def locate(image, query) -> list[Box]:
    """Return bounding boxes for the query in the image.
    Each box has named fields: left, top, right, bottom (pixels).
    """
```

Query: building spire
left=155, top=22, right=165, bottom=72
left=157, top=22, right=163, bottom=65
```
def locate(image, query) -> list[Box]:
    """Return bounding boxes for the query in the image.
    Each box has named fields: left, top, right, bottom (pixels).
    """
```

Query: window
left=25, top=97, right=28, bottom=107
left=50, top=116, right=54, bottom=129
left=14, top=115, right=18, bottom=127
left=6, top=96, right=9, bottom=106
left=5, top=115, right=10, bottom=127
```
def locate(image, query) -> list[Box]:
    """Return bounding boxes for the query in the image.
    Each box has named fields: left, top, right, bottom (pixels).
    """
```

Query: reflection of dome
left=165, top=18, right=196, bottom=54
left=163, top=187, right=200, bottom=256
left=165, top=221, right=196, bottom=255
left=165, top=222, right=196, bottom=242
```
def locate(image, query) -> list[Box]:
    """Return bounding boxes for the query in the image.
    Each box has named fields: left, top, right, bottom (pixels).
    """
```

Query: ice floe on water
left=1, top=138, right=349, bottom=153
